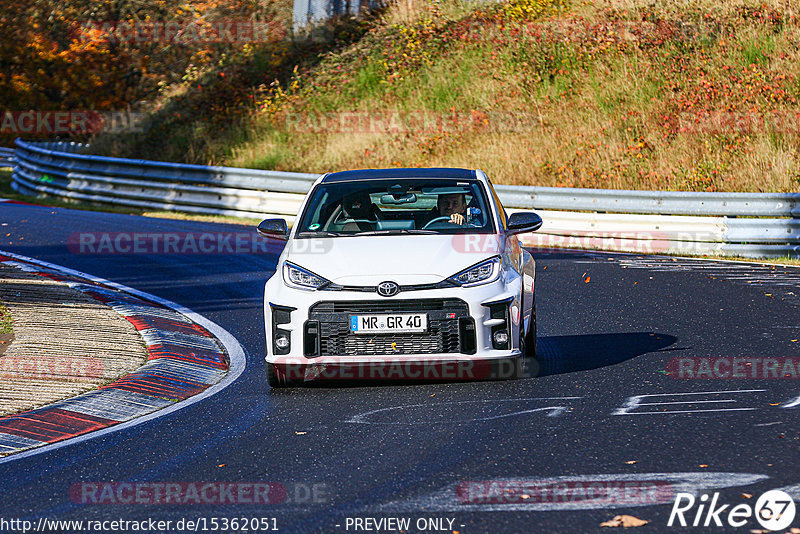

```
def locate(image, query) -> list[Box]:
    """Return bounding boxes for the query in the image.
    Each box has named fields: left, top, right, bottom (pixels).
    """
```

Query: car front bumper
left=263, top=273, right=526, bottom=369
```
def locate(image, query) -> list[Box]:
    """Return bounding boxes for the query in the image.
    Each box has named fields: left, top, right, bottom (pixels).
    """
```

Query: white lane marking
left=618, top=408, right=756, bottom=415
left=0, top=249, right=247, bottom=465
left=781, top=395, right=800, bottom=408
left=346, top=398, right=582, bottom=424
left=613, top=390, right=766, bottom=416
left=0, top=433, right=47, bottom=453
left=753, top=422, right=782, bottom=427
left=137, top=358, right=228, bottom=384
left=109, top=302, right=193, bottom=323
left=377, top=472, right=769, bottom=512
left=49, top=389, right=174, bottom=421
left=635, top=400, right=737, bottom=406
left=776, top=483, right=800, bottom=499
left=139, top=328, right=220, bottom=351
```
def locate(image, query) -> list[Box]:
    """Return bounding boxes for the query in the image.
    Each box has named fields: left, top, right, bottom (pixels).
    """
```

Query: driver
left=436, top=193, right=467, bottom=225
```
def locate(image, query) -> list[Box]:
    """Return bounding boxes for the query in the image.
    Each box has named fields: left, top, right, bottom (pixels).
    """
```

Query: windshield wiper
left=297, top=231, right=345, bottom=237
left=352, top=229, right=438, bottom=236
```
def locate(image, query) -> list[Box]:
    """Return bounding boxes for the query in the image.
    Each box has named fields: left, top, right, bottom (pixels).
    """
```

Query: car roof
left=321, top=168, right=478, bottom=183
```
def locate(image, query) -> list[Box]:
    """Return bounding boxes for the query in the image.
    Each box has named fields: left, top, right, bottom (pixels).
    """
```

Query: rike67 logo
left=668, top=490, right=796, bottom=530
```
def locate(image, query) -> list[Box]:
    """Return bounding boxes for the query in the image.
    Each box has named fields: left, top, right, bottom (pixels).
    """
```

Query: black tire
left=503, top=291, right=536, bottom=381
left=266, top=362, right=303, bottom=388
left=510, top=354, right=525, bottom=380
left=515, top=293, right=536, bottom=379
left=525, top=295, right=537, bottom=360
left=266, top=362, right=286, bottom=388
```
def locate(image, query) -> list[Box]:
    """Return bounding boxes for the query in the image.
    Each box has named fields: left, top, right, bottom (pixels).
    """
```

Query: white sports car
left=258, top=168, right=542, bottom=387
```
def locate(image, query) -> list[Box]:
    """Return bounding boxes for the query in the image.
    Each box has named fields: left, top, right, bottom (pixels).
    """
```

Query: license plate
left=350, top=314, right=427, bottom=334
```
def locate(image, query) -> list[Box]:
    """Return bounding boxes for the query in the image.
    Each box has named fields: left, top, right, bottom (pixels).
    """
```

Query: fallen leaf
left=217, top=464, right=226, bottom=467
left=625, top=460, right=637, bottom=464
left=543, top=266, right=548, bottom=270
left=770, top=403, right=781, bottom=406
left=295, top=431, right=307, bottom=435
left=699, top=464, right=708, bottom=468
left=429, top=394, right=436, bottom=397
left=601, top=515, right=648, bottom=528
left=791, top=339, right=798, bottom=342
left=520, top=494, right=530, bottom=500
left=741, top=493, right=752, bottom=499
left=584, top=276, right=591, bottom=283
left=766, top=293, right=773, bottom=297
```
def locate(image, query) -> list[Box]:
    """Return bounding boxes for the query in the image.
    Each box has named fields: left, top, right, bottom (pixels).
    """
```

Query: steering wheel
left=422, top=216, right=458, bottom=229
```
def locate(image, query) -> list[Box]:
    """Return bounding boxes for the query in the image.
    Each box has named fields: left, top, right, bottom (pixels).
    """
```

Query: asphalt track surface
left=1, top=201, right=799, bottom=533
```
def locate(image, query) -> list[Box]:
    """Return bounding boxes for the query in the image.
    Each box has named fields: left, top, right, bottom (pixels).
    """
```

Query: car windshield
left=295, top=179, right=495, bottom=237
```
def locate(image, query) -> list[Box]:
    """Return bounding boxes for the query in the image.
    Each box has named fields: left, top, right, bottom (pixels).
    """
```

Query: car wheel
left=525, top=295, right=537, bottom=360
left=509, top=354, right=525, bottom=380
left=266, top=362, right=303, bottom=388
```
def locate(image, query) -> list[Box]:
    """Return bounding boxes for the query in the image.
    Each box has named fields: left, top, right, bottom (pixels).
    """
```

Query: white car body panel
left=262, top=168, right=538, bottom=378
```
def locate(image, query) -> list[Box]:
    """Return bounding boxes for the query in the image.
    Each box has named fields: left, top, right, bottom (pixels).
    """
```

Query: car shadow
left=532, top=331, right=679, bottom=377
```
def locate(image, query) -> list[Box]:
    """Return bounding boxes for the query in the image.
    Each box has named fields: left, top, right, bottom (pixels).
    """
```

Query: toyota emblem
left=377, top=281, right=400, bottom=297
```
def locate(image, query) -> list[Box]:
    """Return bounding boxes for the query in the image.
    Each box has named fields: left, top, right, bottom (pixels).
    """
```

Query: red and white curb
left=0, top=250, right=246, bottom=461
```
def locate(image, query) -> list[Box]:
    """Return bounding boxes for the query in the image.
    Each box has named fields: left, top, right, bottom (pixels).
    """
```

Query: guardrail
left=10, top=138, right=800, bottom=258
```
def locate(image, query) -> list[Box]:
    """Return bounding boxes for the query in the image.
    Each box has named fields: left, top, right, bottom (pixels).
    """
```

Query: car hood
left=284, top=234, right=501, bottom=285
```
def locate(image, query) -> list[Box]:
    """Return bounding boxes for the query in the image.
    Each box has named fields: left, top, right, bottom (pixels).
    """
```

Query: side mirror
left=507, top=212, right=543, bottom=235
left=256, top=219, right=289, bottom=240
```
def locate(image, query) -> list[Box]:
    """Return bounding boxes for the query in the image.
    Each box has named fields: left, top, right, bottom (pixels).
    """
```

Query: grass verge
left=0, top=303, right=12, bottom=336
left=84, top=0, right=800, bottom=193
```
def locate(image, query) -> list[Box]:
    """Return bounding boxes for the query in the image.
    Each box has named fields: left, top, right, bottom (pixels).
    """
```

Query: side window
left=487, top=181, right=508, bottom=230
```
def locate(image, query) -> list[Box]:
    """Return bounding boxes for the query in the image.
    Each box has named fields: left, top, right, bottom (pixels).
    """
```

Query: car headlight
left=449, top=256, right=501, bottom=286
left=283, top=262, right=330, bottom=290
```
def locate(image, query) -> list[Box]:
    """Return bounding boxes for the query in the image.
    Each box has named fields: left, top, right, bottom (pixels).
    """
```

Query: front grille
left=307, top=299, right=471, bottom=356
left=321, top=281, right=456, bottom=294
left=312, top=299, right=466, bottom=314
